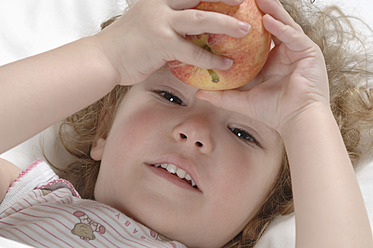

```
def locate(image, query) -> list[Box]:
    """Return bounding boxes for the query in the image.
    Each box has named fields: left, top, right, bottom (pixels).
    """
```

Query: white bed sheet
left=0, top=0, right=372, bottom=247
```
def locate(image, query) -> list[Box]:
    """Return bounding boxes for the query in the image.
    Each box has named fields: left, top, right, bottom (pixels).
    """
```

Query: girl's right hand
left=197, top=0, right=330, bottom=136
left=94, top=0, right=250, bottom=85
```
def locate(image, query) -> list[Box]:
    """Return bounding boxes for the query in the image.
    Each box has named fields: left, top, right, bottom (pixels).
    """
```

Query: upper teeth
left=154, top=163, right=196, bottom=187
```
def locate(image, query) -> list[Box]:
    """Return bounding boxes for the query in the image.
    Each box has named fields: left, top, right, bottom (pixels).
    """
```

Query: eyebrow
left=240, top=116, right=281, bottom=148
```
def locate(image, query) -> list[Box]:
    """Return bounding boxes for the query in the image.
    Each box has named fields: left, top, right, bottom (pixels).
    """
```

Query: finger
left=171, top=9, right=251, bottom=38
left=171, top=36, right=234, bottom=70
left=170, top=0, right=243, bottom=10
left=263, top=14, right=313, bottom=52
left=256, top=0, right=303, bottom=33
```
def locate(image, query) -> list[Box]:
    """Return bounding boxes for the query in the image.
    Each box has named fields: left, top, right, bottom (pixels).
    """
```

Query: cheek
left=95, top=105, right=165, bottom=202
left=108, top=105, right=163, bottom=155
left=212, top=148, right=281, bottom=211
left=200, top=153, right=280, bottom=239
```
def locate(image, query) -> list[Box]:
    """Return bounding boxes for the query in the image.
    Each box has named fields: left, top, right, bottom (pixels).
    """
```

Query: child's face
left=92, top=68, right=284, bottom=247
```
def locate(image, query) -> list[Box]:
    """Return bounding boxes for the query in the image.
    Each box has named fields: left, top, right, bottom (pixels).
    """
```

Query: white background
left=0, top=0, right=372, bottom=65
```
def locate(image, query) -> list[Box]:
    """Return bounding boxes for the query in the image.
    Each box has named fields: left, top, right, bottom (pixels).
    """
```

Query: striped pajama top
left=0, top=159, right=186, bottom=248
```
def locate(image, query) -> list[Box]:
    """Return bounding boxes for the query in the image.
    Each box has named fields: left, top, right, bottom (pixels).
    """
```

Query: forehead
left=147, top=66, right=260, bottom=95
left=132, top=68, right=283, bottom=147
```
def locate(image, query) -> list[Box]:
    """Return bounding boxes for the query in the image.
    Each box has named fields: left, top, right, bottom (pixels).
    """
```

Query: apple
left=166, top=0, right=271, bottom=90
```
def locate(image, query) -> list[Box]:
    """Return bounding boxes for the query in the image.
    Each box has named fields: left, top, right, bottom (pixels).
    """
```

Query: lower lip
left=146, top=164, right=201, bottom=193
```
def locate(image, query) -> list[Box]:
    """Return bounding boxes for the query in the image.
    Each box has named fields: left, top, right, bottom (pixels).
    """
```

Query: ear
left=90, top=138, right=106, bottom=161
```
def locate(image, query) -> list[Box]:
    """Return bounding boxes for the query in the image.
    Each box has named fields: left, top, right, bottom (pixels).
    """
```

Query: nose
left=172, top=115, right=215, bottom=154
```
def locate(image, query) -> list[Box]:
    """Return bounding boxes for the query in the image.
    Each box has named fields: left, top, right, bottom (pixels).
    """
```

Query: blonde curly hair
left=52, top=0, right=373, bottom=247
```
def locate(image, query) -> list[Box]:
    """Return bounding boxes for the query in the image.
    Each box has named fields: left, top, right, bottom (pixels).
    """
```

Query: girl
left=1, top=0, right=373, bottom=247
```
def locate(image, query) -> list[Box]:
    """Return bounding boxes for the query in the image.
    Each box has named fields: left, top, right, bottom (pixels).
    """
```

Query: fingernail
left=239, top=21, right=251, bottom=33
left=223, top=58, right=234, bottom=68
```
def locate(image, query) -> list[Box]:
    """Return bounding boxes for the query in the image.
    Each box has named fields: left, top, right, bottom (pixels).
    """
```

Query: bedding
left=0, top=0, right=372, bottom=247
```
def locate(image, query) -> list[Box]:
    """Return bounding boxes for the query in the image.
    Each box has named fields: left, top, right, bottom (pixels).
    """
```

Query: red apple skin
left=166, top=0, right=271, bottom=90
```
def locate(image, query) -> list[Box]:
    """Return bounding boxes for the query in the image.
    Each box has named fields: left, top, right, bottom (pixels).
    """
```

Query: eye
left=154, top=90, right=185, bottom=106
left=229, top=127, right=262, bottom=148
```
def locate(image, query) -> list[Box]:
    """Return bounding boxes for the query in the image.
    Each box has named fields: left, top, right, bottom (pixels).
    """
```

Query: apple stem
left=202, top=44, right=220, bottom=83
left=207, top=69, right=219, bottom=83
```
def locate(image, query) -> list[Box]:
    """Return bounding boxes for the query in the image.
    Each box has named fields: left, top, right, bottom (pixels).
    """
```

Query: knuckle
left=192, top=47, right=208, bottom=63
left=282, top=24, right=297, bottom=39
left=293, top=23, right=304, bottom=33
left=159, top=29, right=174, bottom=41
left=193, top=10, right=208, bottom=25
left=155, top=17, right=175, bottom=41
left=281, top=24, right=292, bottom=34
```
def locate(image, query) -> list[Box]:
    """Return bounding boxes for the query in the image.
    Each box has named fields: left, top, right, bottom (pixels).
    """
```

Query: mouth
left=150, top=163, right=200, bottom=191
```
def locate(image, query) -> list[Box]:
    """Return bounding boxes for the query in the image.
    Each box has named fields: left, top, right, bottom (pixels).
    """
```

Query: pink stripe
left=33, top=223, right=74, bottom=248
left=23, top=198, right=32, bottom=207
left=94, top=232, right=120, bottom=248
left=98, top=204, right=117, bottom=213
left=0, top=229, right=37, bottom=246
left=77, top=206, right=143, bottom=247
left=67, top=206, right=126, bottom=248
left=83, top=232, right=112, bottom=248
left=12, top=227, right=49, bottom=248
left=0, top=221, right=14, bottom=226
left=2, top=208, right=175, bottom=247
left=18, top=211, right=72, bottom=230
left=79, top=206, right=159, bottom=248
left=25, top=206, right=128, bottom=248
left=43, top=204, right=80, bottom=215
left=35, top=190, right=48, bottom=203
left=10, top=207, right=18, bottom=212
left=16, top=211, right=96, bottom=247
left=26, top=205, right=121, bottom=247
left=4, top=222, right=69, bottom=248
left=52, top=192, right=69, bottom=199
left=18, top=209, right=97, bottom=247
left=41, top=203, right=127, bottom=246
left=41, top=191, right=74, bottom=206
left=13, top=201, right=29, bottom=212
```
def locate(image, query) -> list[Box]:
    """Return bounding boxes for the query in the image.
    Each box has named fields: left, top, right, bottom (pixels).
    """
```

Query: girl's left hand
left=197, top=0, right=330, bottom=135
